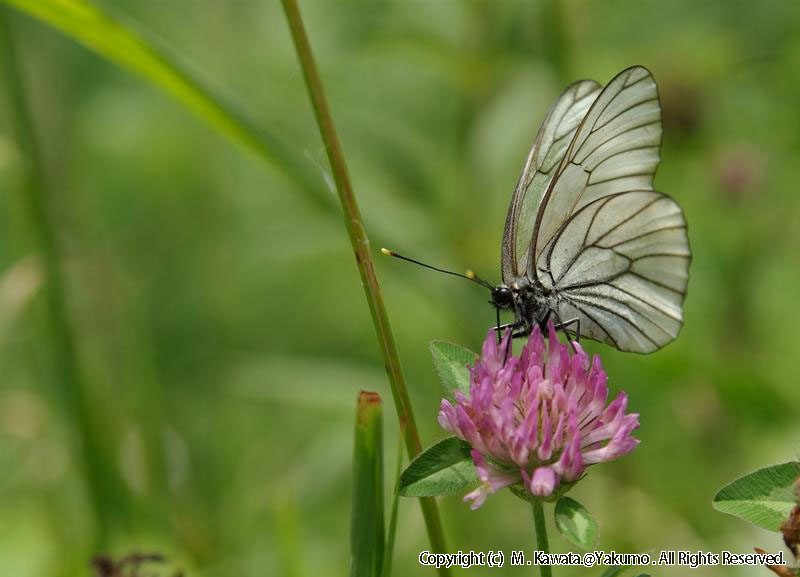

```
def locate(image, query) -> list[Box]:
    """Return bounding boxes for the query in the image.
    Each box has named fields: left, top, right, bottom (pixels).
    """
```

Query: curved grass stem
left=280, top=0, right=450, bottom=570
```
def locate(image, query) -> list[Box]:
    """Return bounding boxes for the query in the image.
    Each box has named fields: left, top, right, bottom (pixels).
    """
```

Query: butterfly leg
left=500, top=325, right=534, bottom=364
left=502, top=336, right=512, bottom=365
left=501, top=325, right=524, bottom=364
left=554, top=317, right=580, bottom=340
left=553, top=316, right=581, bottom=353
left=493, top=313, right=523, bottom=344
left=492, top=322, right=521, bottom=332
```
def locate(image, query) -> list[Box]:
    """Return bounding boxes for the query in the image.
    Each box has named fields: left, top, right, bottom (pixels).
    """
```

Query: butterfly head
left=490, top=285, right=515, bottom=310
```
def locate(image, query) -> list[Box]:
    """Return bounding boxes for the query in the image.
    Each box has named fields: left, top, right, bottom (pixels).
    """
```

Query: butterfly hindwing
left=542, top=190, right=690, bottom=353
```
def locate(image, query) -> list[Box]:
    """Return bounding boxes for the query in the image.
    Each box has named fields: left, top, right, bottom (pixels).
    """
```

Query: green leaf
left=599, top=563, right=653, bottom=576
left=350, top=392, right=385, bottom=577
left=599, top=568, right=642, bottom=577
left=1, top=0, right=332, bottom=210
left=554, top=497, right=597, bottom=549
left=712, top=461, right=800, bottom=531
left=430, top=341, right=477, bottom=395
left=398, top=437, right=477, bottom=497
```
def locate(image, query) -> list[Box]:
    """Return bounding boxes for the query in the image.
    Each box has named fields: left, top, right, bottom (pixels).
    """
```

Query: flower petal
left=529, top=466, right=557, bottom=496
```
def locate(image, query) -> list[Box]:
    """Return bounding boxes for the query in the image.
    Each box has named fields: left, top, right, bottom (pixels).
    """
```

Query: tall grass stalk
left=280, top=0, right=450, bottom=568
left=0, top=9, right=125, bottom=545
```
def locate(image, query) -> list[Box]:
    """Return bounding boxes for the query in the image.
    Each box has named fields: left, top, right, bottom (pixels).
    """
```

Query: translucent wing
left=543, top=190, right=690, bottom=353
left=529, top=66, right=663, bottom=277
left=501, top=79, right=601, bottom=283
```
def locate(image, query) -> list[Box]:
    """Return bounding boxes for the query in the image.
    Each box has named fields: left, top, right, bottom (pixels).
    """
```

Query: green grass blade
left=0, top=9, right=128, bottom=545
left=0, top=255, right=43, bottom=346
left=1, top=0, right=333, bottom=211
left=381, top=429, right=404, bottom=577
left=351, top=392, right=385, bottom=577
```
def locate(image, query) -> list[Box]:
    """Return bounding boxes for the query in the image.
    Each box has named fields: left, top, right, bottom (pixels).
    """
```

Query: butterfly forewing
left=501, top=79, right=601, bottom=283
left=529, top=66, right=663, bottom=276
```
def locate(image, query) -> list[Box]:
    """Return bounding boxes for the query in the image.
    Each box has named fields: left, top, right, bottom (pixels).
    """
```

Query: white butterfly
left=490, top=65, right=690, bottom=353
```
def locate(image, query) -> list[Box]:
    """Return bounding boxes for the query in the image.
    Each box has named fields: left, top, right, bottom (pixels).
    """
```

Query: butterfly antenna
left=380, top=248, right=493, bottom=289
left=464, top=269, right=493, bottom=289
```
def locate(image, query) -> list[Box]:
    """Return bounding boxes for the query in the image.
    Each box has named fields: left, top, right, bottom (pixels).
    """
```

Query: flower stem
left=532, top=500, right=553, bottom=577
left=280, top=0, right=450, bottom=568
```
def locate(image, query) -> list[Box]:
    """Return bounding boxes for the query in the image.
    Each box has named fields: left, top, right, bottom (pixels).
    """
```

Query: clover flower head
left=438, top=322, right=640, bottom=509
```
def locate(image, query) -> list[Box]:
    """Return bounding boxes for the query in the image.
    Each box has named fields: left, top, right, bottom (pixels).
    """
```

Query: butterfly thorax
left=492, top=277, right=555, bottom=335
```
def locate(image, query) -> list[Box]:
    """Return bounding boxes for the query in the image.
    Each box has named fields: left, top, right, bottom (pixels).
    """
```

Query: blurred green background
left=0, top=0, right=799, bottom=575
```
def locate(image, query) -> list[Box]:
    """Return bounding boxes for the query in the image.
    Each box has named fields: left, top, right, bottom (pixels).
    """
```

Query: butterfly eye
left=491, top=286, right=514, bottom=308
